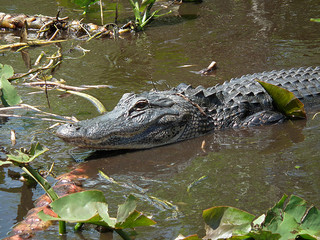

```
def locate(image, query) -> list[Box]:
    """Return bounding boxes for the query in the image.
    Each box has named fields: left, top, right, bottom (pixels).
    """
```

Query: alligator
left=56, top=66, right=320, bottom=150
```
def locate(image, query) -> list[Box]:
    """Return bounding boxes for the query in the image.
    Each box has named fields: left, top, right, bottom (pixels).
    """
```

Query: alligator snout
left=56, top=122, right=86, bottom=141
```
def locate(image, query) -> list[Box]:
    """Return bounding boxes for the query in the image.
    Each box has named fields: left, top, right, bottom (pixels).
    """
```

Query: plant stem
left=99, top=0, right=104, bottom=25
left=114, top=229, right=132, bottom=240
left=74, top=223, right=84, bottom=231
left=21, top=164, right=66, bottom=234
left=22, top=165, right=59, bottom=201
left=59, top=221, right=67, bottom=234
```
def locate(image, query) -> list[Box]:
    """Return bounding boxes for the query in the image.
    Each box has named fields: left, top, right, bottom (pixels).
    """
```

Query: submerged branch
left=0, top=39, right=66, bottom=51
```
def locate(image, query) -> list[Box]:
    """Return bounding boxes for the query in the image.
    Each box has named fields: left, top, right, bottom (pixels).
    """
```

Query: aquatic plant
left=39, top=192, right=156, bottom=239
left=127, top=0, right=171, bottom=30
left=0, top=64, right=21, bottom=106
left=2, top=142, right=155, bottom=239
left=310, top=18, right=320, bottom=22
left=2, top=142, right=67, bottom=234
left=179, top=194, right=320, bottom=240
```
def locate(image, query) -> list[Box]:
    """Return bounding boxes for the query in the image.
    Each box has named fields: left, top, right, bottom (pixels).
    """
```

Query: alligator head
left=56, top=90, right=210, bottom=149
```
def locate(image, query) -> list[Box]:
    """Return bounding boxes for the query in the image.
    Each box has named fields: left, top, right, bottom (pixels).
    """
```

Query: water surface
left=0, top=0, right=320, bottom=239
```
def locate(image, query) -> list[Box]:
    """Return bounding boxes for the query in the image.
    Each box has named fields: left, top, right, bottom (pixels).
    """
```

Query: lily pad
left=202, top=206, right=255, bottom=240
left=39, top=191, right=155, bottom=229
left=262, top=195, right=320, bottom=239
left=257, top=80, right=306, bottom=119
left=39, top=190, right=107, bottom=224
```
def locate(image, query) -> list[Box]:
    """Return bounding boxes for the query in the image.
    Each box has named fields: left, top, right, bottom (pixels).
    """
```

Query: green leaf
left=28, top=142, right=49, bottom=162
left=7, top=151, right=30, bottom=163
left=262, top=195, right=320, bottom=239
left=0, top=64, right=22, bottom=106
left=39, top=191, right=156, bottom=230
left=263, top=194, right=288, bottom=230
left=300, top=206, right=320, bottom=237
left=117, top=194, right=137, bottom=223
left=115, top=210, right=156, bottom=228
left=140, top=0, right=155, bottom=12
left=96, top=202, right=117, bottom=227
left=6, top=142, right=48, bottom=164
left=39, top=190, right=108, bottom=226
left=0, top=160, right=12, bottom=166
left=0, top=64, right=14, bottom=79
left=243, top=230, right=281, bottom=240
left=257, top=80, right=306, bottom=119
left=284, top=195, right=308, bottom=223
left=297, top=233, right=318, bottom=240
left=99, top=170, right=119, bottom=184
left=202, top=206, right=255, bottom=240
left=50, top=190, right=105, bottom=222
left=310, top=18, right=320, bottom=23
left=252, top=214, right=266, bottom=229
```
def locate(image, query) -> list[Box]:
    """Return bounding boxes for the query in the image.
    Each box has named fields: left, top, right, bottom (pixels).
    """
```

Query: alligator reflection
left=74, top=119, right=307, bottom=178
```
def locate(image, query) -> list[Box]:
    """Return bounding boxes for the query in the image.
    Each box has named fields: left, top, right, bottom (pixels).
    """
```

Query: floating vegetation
left=179, top=194, right=320, bottom=240
left=3, top=142, right=155, bottom=239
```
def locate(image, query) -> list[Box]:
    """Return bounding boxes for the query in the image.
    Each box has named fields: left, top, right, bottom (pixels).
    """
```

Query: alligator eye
left=133, top=100, right=149, bottom=111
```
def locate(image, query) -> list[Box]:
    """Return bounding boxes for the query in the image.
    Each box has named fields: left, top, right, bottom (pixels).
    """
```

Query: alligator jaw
left=56, top=109, right=185, bottom=150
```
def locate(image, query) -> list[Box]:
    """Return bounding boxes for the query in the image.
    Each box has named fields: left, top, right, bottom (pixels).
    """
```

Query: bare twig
left=48, top=28, right=60, bottom=41
left=23, top=81, right=89, bottom=91
left=0, top=104, right=76, bottom=122
left=175, top=93, right=207, bottom=116
left=100, top=0, right=104, bottom=25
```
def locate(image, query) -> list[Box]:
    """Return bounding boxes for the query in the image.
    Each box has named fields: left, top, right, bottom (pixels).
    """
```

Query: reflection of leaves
left=257, top=80, right=306, bottom=119
left=0, top=64, right=22, bottom=106
left=72, top=0, right=99, bottom=14
left=72, top=0, right=99, bottom=8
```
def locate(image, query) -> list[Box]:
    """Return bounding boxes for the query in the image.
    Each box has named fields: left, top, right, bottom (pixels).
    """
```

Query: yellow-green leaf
left=66, top=90, right=106, bottom=114
left=257, top=80, right=306, bottom=119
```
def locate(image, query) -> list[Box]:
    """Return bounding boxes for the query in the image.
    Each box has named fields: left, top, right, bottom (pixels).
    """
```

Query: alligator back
left=56, top=66, right=320, bottom=150
left=177, top=67, right=320, bottom=128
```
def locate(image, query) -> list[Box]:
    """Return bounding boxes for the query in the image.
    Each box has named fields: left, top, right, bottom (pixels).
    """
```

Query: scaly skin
left=56, top=67, right=320, bottom=149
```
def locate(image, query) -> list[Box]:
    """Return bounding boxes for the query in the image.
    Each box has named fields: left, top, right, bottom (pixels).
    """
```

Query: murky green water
left=0, top=0, right=320, bottom=239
